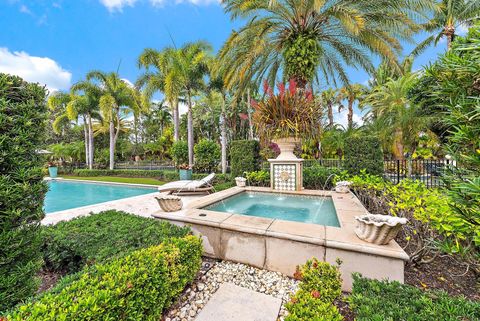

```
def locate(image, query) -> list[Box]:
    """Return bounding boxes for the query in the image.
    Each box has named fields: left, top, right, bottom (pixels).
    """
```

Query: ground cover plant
left=7, top=236, right=202, bottom=321
left=41, top=210, right=191, bottom=273
left=0, top=74, right=49, bottom=311
left=285, top=258, right=343, bottom=321
left=349, top=274, right=480, bottom=321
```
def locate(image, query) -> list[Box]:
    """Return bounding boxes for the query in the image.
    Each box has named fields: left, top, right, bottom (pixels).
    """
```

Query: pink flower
left=239, top=113, right=249, bottom=120
left=288, top=78, right=297, bottom=95
left=277, top=82, right=285, bottom=97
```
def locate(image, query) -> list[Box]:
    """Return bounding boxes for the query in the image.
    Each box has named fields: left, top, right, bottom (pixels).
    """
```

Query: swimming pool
left=44, top=180, right=156, bottom=213
left=203, top=191, right=340, bottom=227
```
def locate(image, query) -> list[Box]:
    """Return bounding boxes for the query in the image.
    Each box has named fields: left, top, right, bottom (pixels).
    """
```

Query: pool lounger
left=158, top=173, right=215, bottom=195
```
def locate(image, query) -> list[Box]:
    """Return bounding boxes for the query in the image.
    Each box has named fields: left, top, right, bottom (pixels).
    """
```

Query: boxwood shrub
left=285, top=258, right=343, bottom=321
left=303, top=165, right=342, bottom=190
left=349, top=274, right=480, bottom=321
left=230, top=140, right=260, bottom=177
left=41, top=210, right=191, bottom=273
left=8, top=236, right=202, bottom=321
left=343, top=136, right=383, bottom=175
left=0, top=73, right=48, bottom=311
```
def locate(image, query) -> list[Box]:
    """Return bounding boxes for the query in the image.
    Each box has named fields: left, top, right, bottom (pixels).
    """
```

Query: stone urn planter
left=235, top=177, right=246, bottom=187
left=273, top=137, right=300, bottom=160
left=155, top=195, right=183, bottom=212
left=335, top=181, right=351, bottom=193
left=355, top=214, right=408, bottom=245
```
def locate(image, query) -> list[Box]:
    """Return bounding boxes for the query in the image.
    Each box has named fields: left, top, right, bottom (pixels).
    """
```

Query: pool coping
left=46, top=177, right=161, bottom=189
left=152, top=186, right=409, bottom=261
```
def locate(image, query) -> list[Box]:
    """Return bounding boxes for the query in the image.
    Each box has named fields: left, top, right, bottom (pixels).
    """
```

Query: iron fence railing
left=114, top=161, right=175, bottom=171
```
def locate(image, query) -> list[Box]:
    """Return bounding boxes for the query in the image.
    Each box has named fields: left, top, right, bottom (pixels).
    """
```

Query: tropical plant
left=252, top=80, right=323, bottom=140
left=337, top=84, right=365, bottom=129
left=416, top=0, right=480, bottom=51
left=219, top=0, right=433, bottom=89
left=193, top=139, right=221, bottom=173
left=75, top=71, right=136, bottom=170
left=319, top=88, right=338, bottom=127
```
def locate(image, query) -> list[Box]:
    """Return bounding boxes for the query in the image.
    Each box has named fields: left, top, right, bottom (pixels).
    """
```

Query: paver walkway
left=195, top=283, right=282, bottom=321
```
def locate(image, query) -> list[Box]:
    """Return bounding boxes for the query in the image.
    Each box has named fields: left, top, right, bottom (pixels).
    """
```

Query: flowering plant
left=178, top=163, right=191, bottom=170
left=252, top=79, right=324, bottom=140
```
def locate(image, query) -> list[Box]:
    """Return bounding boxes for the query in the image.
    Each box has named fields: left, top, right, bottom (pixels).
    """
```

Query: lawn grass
left=61, top=175, right=165, bottom=186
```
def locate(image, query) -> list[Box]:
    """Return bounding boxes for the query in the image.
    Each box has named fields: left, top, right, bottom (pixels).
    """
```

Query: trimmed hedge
left=285, top=258, right=343, bottom=321
left=303, top=165, right=342, bottom=190
left=8, top=236, right=203, bottom=321
left=0, top=73, right=48, bottom=311
left=41, top=210, right=191, bottom=273
left=171, top=141, right=189, bottom=166
left=194, top=139, right=221, bottom=173
left=72, top=169, right=177, bottom=180
left=343, top=136, right=383, bottom=175
left=230, top=140, right=260, bottom=177
left=349, top=274, right=480, bottom=321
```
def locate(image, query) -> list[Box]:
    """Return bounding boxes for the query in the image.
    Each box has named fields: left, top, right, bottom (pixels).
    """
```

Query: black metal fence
left=115, top=161, right=175, bottom=171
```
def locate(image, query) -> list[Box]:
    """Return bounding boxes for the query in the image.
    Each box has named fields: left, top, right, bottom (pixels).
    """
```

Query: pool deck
left=152, top=186, right=409, bottom=291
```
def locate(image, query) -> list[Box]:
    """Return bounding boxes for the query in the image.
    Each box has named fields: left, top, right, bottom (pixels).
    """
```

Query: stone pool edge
left=152, top=186, right=409, bottom=291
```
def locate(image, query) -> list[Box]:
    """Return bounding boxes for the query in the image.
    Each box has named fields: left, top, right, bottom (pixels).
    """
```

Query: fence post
left=396, top=159, right=400, bottom=184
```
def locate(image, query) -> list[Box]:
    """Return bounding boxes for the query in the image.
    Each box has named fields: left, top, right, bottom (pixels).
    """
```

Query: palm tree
left=75, top=71, right=135, bottom=170
left=417, top=0, right=480, bottom=51
left=362, top=73, right=431, bottom=159
left=337, top=84, right=365, bottom=129
left=137, top=48, right=182, bottom=141
left=219, top=0, right=433, bottom=89
left=320, top=88, right=338, bottom=127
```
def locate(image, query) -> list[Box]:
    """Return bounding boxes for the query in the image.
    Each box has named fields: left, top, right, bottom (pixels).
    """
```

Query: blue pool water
left=44, top=180, right=156, bottom=213
left=204, top=192, right=340, bottom=227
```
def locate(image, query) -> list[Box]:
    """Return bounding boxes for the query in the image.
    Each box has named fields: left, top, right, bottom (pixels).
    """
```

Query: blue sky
left=0, top=0, right=451, bottom=124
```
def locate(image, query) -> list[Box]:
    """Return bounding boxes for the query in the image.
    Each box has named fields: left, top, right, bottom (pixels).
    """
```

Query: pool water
left=44, top=180, right=156, bottom=213
left=204, top=192, right=340, bottom=227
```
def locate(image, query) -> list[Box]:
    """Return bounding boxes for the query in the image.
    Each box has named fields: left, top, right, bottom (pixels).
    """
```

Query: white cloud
left=0, top=48, right=72, bottom=92
left=100, top=0, right=138, bottom=12
left=19, top=4, right=32, bottom=14
left=100, top=0, right=220, bottom=10
left=333, top=109, right=364, bottom=128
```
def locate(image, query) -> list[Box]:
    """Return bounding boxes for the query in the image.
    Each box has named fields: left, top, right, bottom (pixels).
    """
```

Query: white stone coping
left=152, top=186, right=409, bottom=262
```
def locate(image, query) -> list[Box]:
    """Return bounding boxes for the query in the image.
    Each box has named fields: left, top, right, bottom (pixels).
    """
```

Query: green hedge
left=349, top=274, right=480, bottom=321
left=0, top=73, right=48, bottom=311
left=194, top=139, right=221, bottom=173
left=8, top=236, right=203, bottom=321
left=72, top=169, right=177, bottom=179
left=171, top=141, right=189, bottom=166
left=285, top=258, right=343, bottom=321
left=230, top=140, right=260, bottom=177
left=41, top=210, right=191, bottom=273
left=343, top=136, right=383, bottom=175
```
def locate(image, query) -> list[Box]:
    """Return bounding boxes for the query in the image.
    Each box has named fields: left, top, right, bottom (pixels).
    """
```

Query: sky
left=0, top=0, right=452, bottom=126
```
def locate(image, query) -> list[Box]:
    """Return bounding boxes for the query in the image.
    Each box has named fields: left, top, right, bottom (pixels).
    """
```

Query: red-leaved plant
left=252, top=79, right=323, bottom=141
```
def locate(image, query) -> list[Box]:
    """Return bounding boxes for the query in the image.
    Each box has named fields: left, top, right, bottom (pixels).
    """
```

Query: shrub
left=343, top=136, right=383, bottom=175
left=0, top=73, right=48, bottom=311
left=171, top=141, right=188, bottom=166
left=194, top=139, right=221, bottom=173
left=245, top=170, right=270, bottom=187
left=303, top=165, right=342, bottom=190
left=72, top=169, right=179, bottom=180
left=349, top=274, right=480, bottom=321
left=8, top=236, right=203, bottom=321
left=285, top=258, right=343, bottom=321
left=41, top=210, right=191, bottom=273
left=230, top=140, right=260, bottom=177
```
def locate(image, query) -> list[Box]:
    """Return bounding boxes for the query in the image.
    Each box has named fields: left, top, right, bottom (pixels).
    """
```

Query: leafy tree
left=417, top=0, right=480, bottom=51
left=219, top=0, right=433, bottom=89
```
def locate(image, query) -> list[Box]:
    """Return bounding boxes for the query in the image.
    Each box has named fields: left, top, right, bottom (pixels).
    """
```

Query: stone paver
left=195, top=283, right=282, bottom=321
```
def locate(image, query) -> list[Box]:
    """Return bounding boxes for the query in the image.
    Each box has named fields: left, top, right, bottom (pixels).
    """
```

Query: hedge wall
left=8, top=236, right=203, bottom=321
left=0, top=74, right=48, bottom=311
left=230, top=140, right=260, bottom=177
left=343, top=136, right=383, bottom=175
left=41, top=210, right=191, bottom=273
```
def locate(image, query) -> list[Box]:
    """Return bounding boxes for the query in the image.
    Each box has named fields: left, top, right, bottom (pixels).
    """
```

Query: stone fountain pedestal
left=269, top=138, right=303, bottom=191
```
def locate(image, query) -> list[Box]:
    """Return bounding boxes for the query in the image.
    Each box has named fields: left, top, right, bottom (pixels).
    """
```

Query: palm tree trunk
left=247, top=88, right=254, bottom=140
left=221, top=93, right=227, bottom=174
left=445, top=25, right=455, bottom=50
left=83, top=116, right=89, bottom=168
left=187, top=92, right=194, bottom=167
left=328, top=104, right=334, bottom=127
left=347, top=98, right=354, bottom=129
left=109, top=119, right=115, bottom=170
left=87, top=113, right=94, bottom=170
left=173, top=100, right=180, bottom=141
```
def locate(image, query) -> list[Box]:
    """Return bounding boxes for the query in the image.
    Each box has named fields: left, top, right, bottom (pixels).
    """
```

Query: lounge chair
left=157, top=173, right=216, bottom=195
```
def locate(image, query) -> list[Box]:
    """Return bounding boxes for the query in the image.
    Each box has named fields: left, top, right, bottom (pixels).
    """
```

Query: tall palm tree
left=337, top=84, right=365, bottom=129
left=417, top=0, right=480, bottom=51
left=362, top=73, right=431, bottom=159
left=320, top=88, right=339, bottom=127
left=75, top=71, right=135, bottom=170
left=219, top=0, right=433, bottom=89
left=137, top=48, right=182, bottom=141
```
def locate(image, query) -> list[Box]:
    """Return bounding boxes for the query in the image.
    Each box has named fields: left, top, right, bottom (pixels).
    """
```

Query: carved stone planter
left=155, top=195, right=183, bottom=212
left=235, top=177, right=247, bottom=187
left=355, top=214, right=407, bottom=245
